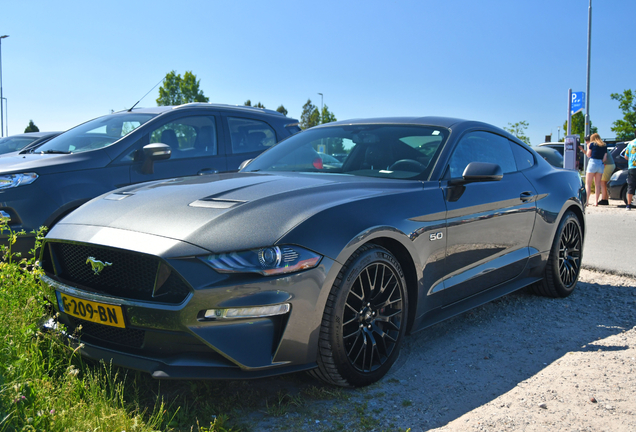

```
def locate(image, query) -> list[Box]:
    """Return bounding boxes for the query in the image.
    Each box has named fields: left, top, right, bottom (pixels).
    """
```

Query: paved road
left=583, top=203, right=636, bottom=276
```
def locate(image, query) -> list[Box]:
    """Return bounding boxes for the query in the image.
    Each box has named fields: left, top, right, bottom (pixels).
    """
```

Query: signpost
left=571, top=92, right=586, bottom=115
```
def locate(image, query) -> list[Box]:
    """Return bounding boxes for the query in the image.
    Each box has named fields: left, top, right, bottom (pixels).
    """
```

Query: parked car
left=0, top=131, right=61, bottom=155
left=0, top=104, right=300, bottom=254
left=609, top=141, right=628, bottom=171
left=538, top=141, right=584, bottom=169
left=608, top=169, right=635, bottom=206
left=534, top=146, right=563, bottom=168
left=40, top=116, right=586, bottom=387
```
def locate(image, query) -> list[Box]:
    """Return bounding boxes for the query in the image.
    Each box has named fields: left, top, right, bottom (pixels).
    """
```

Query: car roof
left=321, top=116, right=468, bottom=128
left=312, top=116, right=522, bottom=144
left=1, top=131, right=61, bottom=139
left=118, top=103, right=290, bottom=119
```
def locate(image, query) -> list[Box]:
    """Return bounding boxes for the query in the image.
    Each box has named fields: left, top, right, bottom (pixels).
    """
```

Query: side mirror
left=462, top=162, right=503, bottom=182
left=238, top=159, right=253, bottom=171
left=141, top=143, right=171, bottom=175
left=449, top=162, right=503, bottom=186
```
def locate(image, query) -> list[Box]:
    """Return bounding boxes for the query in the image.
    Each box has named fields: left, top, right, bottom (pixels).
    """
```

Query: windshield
left=242, top=124, right=449, bottom=180
left=33, top=112, right=157, bottom=154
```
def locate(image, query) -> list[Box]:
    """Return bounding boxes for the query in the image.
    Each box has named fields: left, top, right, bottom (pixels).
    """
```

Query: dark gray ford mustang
left=40, top=117, right=586, bottom=387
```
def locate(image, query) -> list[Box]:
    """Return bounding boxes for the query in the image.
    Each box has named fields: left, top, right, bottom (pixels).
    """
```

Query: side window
left=447, top=131, right=517, bottom=178
left=510, top=141, right=535, bottom=171
left=228, top=117, right=277, bottom=154
left=149, top=116, right=217, bottom=160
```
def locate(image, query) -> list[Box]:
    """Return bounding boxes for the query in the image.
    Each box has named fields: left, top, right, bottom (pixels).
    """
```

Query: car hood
left=57, top=172, right=420, bottom=253
left=0, top=150, right=110, bottom=174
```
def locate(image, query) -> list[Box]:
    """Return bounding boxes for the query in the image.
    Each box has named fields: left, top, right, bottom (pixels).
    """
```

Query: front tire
left=531, top=210, right=582, bottom=298
left=312, top=245, right=408, bottom=387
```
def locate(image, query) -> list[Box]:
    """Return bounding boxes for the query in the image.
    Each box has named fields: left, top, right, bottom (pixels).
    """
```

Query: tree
left=562, top=112, right=597, bottom=141
left=300, top=99, right=320, bottom=129
left=156, top=70, right=209, bottom=106
left=244, top=100, right=265, bottom=108
left=24, top=120, right=39, bottom=133
left=276, top=105, right=288, bottom=116
left=503, top=121, right=531, bottom=145
left=610, top=89, right=636, bottom=141
left=321, top=105, right=337, bottom=124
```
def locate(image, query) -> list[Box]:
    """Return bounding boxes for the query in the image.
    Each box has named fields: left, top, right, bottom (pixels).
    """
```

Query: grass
left=0, top=221, right=399, bottom=431
left=0, top=222, right=247, bottom=431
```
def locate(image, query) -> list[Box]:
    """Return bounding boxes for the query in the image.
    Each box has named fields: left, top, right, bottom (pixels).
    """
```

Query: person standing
left=585, top=133, right=607, bottom=207
left=625, top=138, right=636, bottom=210
left=599, top=148, right=615, bottom=205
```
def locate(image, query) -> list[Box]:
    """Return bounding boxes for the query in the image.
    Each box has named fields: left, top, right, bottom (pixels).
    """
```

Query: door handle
left=520, top=191, right=535, bottom=202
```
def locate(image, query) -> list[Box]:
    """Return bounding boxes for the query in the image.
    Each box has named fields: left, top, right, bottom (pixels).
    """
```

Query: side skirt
left=410, top=275, right=542, bottom=334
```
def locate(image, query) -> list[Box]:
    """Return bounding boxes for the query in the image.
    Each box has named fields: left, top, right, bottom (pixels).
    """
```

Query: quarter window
left=448, top=131, right=517, bottom=178
left=510, top=141, right=535, bottom=170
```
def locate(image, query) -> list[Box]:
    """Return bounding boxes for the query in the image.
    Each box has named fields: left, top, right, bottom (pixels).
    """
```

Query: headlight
left=609, top=171, right=621, bottom=182
left=0, top=173, right=38, bottom=190
left=202, top=245, right=322, bottom=276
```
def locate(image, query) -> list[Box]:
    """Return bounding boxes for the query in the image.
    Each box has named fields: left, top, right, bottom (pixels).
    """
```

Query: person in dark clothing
left=585, top=133, right=607, bottom=206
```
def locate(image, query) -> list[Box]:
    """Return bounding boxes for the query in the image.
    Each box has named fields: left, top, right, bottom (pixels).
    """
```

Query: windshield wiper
left=39, top=149, right=71, bottom=154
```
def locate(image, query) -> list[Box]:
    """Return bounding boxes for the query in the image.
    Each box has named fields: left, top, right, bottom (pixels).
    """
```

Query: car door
left=130, top=114, right=227, bottom=183
left=440, top=131, right=537, bottom=303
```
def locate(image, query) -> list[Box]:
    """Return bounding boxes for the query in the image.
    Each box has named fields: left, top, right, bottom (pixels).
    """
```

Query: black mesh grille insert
left=45, top=242, right=190, bottom=304
left=70, top=318, right=145, bottom=348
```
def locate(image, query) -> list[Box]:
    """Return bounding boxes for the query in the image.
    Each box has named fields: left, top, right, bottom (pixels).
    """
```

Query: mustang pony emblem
left=86, top=257, right=112, bottom=275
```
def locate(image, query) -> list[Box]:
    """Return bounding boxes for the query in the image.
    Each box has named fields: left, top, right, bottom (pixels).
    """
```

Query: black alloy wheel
left=312, top=245, right=407, bottom=387
left=531, top=210, right=582, bottom=298
left=557, top=217, right=582, bottom=288
left=343, top=261, right=404, bottom=373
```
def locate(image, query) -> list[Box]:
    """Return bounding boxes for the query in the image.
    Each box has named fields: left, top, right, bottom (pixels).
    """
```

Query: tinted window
left=149, top=116, right=217, bottom=159
left=448, top=131, right=517, bottom=178
left=510, top=141, right=535, bottom=170
left=228, top=117, right=277, bottom=154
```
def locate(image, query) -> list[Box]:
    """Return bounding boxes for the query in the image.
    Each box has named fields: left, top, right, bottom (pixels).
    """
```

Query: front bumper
left=40, top=250, right=339, bottom=379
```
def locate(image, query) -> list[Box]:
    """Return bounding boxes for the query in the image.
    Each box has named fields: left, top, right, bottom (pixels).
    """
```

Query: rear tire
left=531, top=211, right=582, bottom=298
left=311, top=245, right=407, bottom=387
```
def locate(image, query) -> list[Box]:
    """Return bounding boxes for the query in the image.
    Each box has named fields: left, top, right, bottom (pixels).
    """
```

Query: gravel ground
left=246, top=270, right=635, bottom=432
left=240, top=202, right=636, bottom=431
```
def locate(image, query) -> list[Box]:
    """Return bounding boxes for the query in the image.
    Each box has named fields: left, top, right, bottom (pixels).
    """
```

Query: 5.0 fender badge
left=86, top=257, right=112, bottom=275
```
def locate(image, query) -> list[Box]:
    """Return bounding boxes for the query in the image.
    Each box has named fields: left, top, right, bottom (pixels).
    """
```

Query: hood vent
left=189, top=198, right=246, bottom=209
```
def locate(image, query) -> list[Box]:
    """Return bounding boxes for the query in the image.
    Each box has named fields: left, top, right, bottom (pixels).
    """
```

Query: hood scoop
left=104, top=192, right=135, bottom=201
left=189, top=198, right=246, bottom=209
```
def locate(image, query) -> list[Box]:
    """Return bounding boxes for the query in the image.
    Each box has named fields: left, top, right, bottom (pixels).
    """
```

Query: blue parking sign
left=571, top=92, right=585, bottom=115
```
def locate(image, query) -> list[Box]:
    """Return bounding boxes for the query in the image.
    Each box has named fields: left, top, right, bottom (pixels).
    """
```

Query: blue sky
left=1, top=0, right=634, bottom=145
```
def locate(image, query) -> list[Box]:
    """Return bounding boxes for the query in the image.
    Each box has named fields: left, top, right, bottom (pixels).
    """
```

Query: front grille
left=70, top=317, right=145, bottom=348
left=43, top=242, right=191, bottom=304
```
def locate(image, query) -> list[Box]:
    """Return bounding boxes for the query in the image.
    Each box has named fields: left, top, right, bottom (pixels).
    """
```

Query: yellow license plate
left=57, top=292, right=126, bottom=329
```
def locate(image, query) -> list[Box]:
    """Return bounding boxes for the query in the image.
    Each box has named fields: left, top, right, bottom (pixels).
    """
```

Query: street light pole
left=584, top=0, right=592, bottom=138
left=0, top=35, right=8, bottom=137
left=583, top=0, right=592, bottom=174
left=317, top=93, right=323, bottom=117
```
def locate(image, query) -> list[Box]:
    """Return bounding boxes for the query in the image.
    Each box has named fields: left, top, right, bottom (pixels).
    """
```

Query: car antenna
left=128, top=77, right=165, bottom=112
